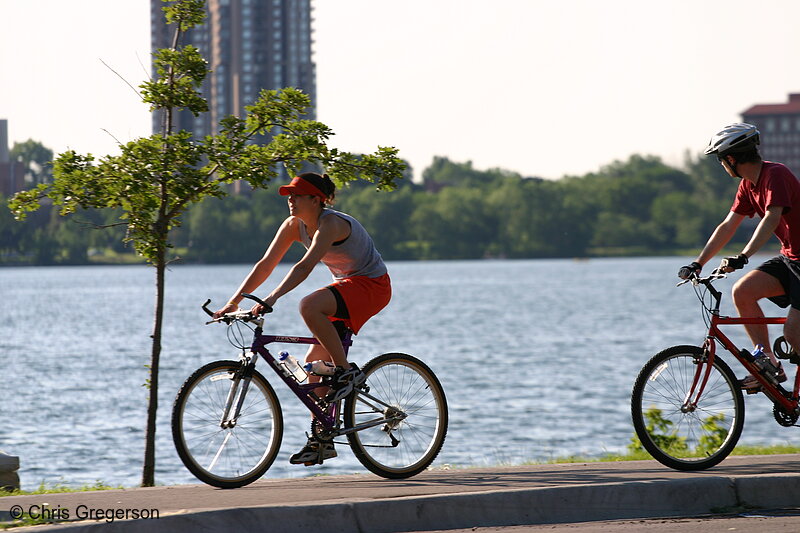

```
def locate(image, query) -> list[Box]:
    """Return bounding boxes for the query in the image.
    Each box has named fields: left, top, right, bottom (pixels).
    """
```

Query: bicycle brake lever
left=709, top=268, right=728, bottom=280
left=677, top=272, right=699, bottom=287
left=205, top=315, right=234, bottom=325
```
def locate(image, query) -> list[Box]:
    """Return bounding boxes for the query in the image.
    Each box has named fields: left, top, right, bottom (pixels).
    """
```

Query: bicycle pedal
left=300, top=451, right=323, bottom=466
left=740, top=378, right=763, bottom=394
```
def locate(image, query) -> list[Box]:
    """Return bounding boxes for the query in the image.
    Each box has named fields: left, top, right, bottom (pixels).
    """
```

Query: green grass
left=521, top=443, right=800, bottom=466
left=0, top=481, right=123, bottom=529
left=0, top=480, right=121, bottom=498
left=727, top=444, right=800, bottom=456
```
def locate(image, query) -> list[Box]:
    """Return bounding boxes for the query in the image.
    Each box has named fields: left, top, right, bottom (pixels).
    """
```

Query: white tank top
left=298, top=209, right=387, bottom=279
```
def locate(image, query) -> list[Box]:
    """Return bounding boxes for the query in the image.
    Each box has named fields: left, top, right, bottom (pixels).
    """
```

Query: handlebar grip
left=201, top=299, right=214, bottom=317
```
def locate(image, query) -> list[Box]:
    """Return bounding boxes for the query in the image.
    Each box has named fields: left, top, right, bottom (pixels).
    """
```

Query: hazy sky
left=2, top=0, right=800, bottom=180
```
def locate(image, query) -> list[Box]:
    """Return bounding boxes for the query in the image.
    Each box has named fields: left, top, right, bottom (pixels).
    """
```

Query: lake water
left=1, top=257, right=797, bottom=489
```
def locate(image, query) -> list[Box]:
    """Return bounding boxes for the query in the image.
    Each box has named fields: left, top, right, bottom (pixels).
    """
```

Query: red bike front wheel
left=631, top=345, right=744, bottom=471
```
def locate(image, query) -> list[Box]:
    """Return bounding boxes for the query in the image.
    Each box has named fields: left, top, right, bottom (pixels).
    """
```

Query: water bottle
left=304, top=360, right=336, bottom=376
left=752, top=343, right=765, bottom=357
left=752, top=344, right=777, bottom=385
left=279, top=351, right=307, bottom=382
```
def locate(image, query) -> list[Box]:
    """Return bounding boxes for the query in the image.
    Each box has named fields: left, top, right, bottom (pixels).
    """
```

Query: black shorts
left=756, top=255, right=800, bottom=310
left=326, top=285, right=351, bottom=340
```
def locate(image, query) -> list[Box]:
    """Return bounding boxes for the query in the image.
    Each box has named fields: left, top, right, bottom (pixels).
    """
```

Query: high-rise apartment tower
left=150, top=0, right=316, bottom=139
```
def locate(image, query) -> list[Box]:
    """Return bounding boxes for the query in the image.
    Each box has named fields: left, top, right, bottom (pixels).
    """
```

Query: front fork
left=681, top=338, right=717, bottom=413
left=220, top=352, right=260, bottom=428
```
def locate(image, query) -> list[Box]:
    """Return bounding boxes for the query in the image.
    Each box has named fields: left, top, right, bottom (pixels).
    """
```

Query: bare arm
left=212, top=217, right=298, bottom=317
left=740, top=205, right=784, bottom=258
left=695, top=211, right=746, bottom=266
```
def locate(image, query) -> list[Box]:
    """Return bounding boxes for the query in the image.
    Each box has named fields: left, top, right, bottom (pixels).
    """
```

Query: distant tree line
left=2, top=150, right=761, bottom=265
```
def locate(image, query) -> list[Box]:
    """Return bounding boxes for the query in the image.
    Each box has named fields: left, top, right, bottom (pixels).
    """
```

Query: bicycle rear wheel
left=172, top=360, right=283, bottom=488
left=344, top=353, right=448, bottom=479
left=631, top=345, right=744, bottom=471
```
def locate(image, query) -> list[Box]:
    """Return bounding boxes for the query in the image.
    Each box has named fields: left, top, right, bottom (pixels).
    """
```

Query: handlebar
left=677, top=268, right=728, bottom=315
left=201, top=293, right=273, bottom=324
left=676, top=269, right=727, bottom=287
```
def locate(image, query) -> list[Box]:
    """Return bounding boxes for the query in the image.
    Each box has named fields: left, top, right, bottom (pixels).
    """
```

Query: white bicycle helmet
left=704, top=123, right=760, bottom=156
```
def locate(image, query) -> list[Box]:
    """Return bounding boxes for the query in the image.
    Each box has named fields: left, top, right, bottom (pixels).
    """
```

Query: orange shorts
left=327, top=273, right=391, bottom=334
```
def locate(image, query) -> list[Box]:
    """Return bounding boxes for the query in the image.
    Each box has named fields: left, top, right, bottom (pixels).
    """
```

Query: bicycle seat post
left=342, top=330, right=353, bottom=357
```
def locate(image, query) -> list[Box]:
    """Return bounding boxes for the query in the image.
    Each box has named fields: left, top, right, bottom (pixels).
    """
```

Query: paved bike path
left=3, top=455, right=800, bottom=532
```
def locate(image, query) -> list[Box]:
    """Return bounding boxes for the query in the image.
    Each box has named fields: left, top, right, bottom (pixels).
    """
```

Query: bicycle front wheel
left=631, top=345, right=744, bottom=471
left=344, top=353, right=448, bottom=479
left=172, top=360, right=283, bottom=488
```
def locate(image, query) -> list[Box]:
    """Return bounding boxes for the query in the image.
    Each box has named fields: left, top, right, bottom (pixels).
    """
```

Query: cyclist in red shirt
left=678, top=123, right=800, bottom=391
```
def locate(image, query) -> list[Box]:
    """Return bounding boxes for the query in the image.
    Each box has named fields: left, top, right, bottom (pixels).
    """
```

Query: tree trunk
left=141, top=247, right=166, bottom=487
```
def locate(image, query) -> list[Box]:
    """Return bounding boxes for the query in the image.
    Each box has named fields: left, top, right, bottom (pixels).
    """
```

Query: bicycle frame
left=247, top=325, right=354, bottom=432
left=179, top=296, right=447, bottom=487
left=689, top=278, right=799, bottom=414
left=201, top=295, right=407, bottom=440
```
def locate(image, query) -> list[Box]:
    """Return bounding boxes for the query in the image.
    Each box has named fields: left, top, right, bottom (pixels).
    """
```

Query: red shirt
left=731, top=162, right=800, bottom=260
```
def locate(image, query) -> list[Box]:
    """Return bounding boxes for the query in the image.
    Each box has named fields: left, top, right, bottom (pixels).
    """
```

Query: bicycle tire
left=631, top=345, right=744, bottom=471
left=344, top=353, right=448, bottom=479
left=172, top=360, right=283, bottom=488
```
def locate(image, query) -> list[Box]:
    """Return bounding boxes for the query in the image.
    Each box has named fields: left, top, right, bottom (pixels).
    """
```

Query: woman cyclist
left=213, top=172, right=391, bottom=465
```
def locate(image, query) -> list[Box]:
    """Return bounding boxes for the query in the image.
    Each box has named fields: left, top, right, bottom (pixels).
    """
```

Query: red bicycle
left=631, top=268, right=800, bottom=471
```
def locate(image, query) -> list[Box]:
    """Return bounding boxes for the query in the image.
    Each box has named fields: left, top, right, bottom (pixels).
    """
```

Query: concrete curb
left=734, top=473, right=800, bottom=508
left=9, top=474, right=799, bottom=533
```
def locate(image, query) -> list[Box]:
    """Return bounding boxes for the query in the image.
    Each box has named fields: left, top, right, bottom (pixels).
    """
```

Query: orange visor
left=278, top=176, right=327, bottom=200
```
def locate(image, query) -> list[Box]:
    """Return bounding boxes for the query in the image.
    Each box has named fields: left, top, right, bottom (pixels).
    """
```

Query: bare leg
left=783, top=307, right=800, bottom=356
left=299, top=288, right=348, bottom=368
left=732, top=270, right=785, bottom=366
left=303, top=343, right=332, bottom=401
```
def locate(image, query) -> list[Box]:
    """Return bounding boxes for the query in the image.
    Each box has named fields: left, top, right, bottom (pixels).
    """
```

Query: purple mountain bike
left=171, top=293, right=448, bottom=488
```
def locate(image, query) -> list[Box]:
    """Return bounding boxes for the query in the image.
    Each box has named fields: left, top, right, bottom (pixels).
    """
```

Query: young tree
left=9, top=0, right=404, bottom=487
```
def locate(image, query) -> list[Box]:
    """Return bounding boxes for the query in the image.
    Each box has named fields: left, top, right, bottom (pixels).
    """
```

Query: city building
left=0, top=119, right=25, bottom=197
left=742, top=93, right=800, bottom=171
left=150, top=0, right=316, bottom=141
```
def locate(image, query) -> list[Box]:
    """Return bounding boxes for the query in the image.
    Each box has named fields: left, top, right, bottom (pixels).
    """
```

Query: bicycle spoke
left=173, top=362, right=283, bottom=488
left=207, top=431, right=233, bottom=471
left=632, top=347, right=744, bottom=470
left=345, top=354, right=447, bottom=479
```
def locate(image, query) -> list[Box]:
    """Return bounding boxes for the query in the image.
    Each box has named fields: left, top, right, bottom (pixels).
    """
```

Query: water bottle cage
left=280, top=363, right=293, bottom=379
left=739, top=349, right=756, bottom=364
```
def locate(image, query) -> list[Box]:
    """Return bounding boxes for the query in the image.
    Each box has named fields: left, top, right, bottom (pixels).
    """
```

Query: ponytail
left=320, top=173, right=336, bottom=205
left=297, top=171, right=336, bottom=206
